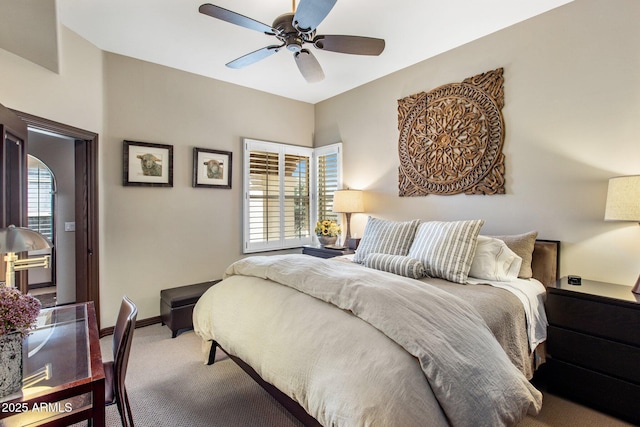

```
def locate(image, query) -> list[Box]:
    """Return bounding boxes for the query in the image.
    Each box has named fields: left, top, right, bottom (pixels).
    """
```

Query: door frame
left=1, top=103, right=28, bottom=288
left=1, top=104, right=27, bottom=228
left=13, top=110, right=101, bottom=326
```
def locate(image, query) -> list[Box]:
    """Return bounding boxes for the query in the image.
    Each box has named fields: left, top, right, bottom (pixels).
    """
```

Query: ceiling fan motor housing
left=273, top=13, right=314, bottom=53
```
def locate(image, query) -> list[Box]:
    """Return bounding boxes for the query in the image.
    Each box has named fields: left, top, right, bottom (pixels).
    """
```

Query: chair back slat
left=111, top=295, right=138, bottom=427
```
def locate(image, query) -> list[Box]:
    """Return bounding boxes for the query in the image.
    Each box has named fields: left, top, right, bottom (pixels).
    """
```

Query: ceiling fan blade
left=294, top=49, right=324, bottom=83
left=313, top=35, right=385, bottom=56
left=199, top=4, right=276, bottom=34
left=226, top=45, right=282, bottom=69
left=292, top=0, right=337, bottom=33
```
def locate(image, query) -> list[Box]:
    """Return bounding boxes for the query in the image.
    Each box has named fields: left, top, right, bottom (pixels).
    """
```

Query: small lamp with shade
left=332, top=189, right=364, bottom=249
left=0, top=225, right=53, bottom=288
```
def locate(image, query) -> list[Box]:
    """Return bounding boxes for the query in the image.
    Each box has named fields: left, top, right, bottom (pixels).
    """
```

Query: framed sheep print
left=123, top=140, right=173, bottom=187
left=193, top=147, right=232, bottom=189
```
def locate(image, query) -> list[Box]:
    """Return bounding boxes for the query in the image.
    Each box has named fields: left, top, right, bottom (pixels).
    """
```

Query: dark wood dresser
left=546, top=277, right=640, bottom=425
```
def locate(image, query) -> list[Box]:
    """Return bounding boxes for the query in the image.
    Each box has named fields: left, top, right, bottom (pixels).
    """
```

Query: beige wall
left=101, top=54, right=314, bottom=324
left=0, top=0, right=59, bottom=73
left=0, top=26, right=103, bottom=132
left=315, top=0, right=640, bottom=286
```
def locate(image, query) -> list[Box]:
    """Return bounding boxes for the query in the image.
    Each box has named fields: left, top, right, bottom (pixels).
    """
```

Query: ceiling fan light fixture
left=287, top=42, right=303, bottom=53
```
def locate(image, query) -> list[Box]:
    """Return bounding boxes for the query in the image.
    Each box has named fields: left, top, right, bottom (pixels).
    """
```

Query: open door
left=0, top=101, right=29, bottom=293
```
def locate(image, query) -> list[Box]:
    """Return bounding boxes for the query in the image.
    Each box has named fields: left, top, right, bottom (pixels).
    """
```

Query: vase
left=318, top=235, right=338, bottom=246
left=0, top=332, right=23, bottom=397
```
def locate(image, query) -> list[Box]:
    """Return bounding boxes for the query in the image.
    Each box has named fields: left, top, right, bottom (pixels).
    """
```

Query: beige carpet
left=99, top=324, right=633, bottom=427
left=99, top=324, right=300, bottom=427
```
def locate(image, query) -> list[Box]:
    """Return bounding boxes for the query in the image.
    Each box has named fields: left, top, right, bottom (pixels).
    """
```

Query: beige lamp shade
left=333, top=190, right=364, bottom=214
left=605, top=176, right=640, bottom=222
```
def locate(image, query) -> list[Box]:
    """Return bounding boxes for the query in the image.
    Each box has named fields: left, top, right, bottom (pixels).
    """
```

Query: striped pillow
left=408, top=220, right=484, bottom=284
left=365, top=253, right=425, bottom=279
left=353, top=217, right=420, bottom=264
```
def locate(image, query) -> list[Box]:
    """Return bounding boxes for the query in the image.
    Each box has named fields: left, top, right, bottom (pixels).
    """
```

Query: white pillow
left=408, top=219, right=484, bottom=284
left=468, top=236, right=522, bottom=282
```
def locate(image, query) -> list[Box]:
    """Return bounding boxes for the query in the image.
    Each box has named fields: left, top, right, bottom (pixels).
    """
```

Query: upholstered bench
left=160, top=280, right=220, bottom=338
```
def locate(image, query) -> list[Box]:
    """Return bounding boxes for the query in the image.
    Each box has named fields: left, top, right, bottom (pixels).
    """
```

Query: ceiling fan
left=198, top=0, right=385, bottom=83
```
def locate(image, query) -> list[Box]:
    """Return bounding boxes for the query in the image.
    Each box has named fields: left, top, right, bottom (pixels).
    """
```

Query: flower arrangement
left=0, top=287, right=41, bottom=338
left=315, top=219, right=341, bottom=237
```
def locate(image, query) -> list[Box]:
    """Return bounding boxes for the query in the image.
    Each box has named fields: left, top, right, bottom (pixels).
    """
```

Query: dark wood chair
left=104, top=296, right=138, bottom=427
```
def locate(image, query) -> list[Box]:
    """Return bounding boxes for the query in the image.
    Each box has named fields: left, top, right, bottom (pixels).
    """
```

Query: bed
left=194, top=218, right=559, bottom=427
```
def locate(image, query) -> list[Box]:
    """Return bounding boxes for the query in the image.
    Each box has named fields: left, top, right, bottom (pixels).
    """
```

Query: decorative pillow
left=468, top=236, right=522, bottom=282
left=408, top=220, right=484, bottom=284
left=491, top=231, right=538, bottom=279
left=353, top=217, right=420, bottom=264
left=364, top=253, right=425, bottom=279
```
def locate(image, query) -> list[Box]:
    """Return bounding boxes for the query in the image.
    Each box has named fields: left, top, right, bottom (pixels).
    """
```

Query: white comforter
left=194, top=254, right=542, bottom=427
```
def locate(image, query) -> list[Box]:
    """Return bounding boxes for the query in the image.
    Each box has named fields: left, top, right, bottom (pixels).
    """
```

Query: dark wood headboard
left=531, top=240, right=560, bottom=287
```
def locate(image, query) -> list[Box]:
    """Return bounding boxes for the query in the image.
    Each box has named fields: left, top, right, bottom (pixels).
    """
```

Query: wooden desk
left=0, top=302, right=105, bottom=427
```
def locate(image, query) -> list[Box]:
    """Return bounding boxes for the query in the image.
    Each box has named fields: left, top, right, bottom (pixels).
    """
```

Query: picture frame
left=123, top=140, right=173, bottom=187
left=193, top=147, right=232, bottom=189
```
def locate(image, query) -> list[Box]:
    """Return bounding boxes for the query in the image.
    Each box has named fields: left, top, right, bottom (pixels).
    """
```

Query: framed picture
left=123, top=140, right=173, bottom=187
left=193, top=147, right=232, bottom=189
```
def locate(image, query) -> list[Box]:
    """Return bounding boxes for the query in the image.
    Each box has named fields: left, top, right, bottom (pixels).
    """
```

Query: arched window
left=27, top=155, right=55, bottom=242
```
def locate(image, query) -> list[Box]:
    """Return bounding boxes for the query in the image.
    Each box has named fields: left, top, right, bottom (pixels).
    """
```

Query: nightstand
left=302, top=245, right=355, bottom=259
left=546, top=277, right=640, bottom=424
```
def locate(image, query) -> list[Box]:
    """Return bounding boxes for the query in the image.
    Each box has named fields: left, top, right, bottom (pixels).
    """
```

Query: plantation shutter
left=315, top=143, right=342, bottom=222
left=27, top=156, right=55, bottom=241
left=244, top=139, right=313, bottom=253
left=247, top=150, right=280, bottom=246
left=283, top=153, right=310, bottom=239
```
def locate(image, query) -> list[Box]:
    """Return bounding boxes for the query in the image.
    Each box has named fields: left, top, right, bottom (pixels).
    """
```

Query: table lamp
left=0, top=225, right=53, bottom=288
left=604, top=175, right=640, bottom=294
left=333, top=189, right=364, bottom=249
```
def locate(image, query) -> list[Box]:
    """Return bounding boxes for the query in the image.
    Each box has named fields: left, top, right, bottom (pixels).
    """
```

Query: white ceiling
left=57, top=0, right=572, bottom=104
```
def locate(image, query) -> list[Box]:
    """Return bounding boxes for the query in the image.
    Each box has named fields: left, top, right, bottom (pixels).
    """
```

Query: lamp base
left=633, top=274, right=640, bottom=295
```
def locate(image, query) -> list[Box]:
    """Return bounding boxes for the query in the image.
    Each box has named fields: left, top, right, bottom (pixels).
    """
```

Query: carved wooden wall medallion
left=398, top=68, right=505, bottom=196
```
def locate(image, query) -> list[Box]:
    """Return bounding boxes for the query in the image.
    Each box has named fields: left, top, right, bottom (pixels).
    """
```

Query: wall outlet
left=64, top=222, right=76, bottom=232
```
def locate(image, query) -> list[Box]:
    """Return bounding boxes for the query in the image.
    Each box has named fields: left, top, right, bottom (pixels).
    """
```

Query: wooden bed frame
left=209, top=240, right=561, bottom=427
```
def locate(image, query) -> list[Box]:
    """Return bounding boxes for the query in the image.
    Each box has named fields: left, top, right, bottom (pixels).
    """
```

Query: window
left=243, top=139, right=342, bottom=253
left=27, top=155, right=55, bottom=241
left=315, top=143, right=342, bottom=222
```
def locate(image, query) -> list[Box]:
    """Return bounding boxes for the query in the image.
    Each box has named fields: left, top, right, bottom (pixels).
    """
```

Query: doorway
left=12, top=109, right=101, bottom=326
left=26, top=153, right=58, bottom=307
left=27, top=129, right=80, bottom=307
